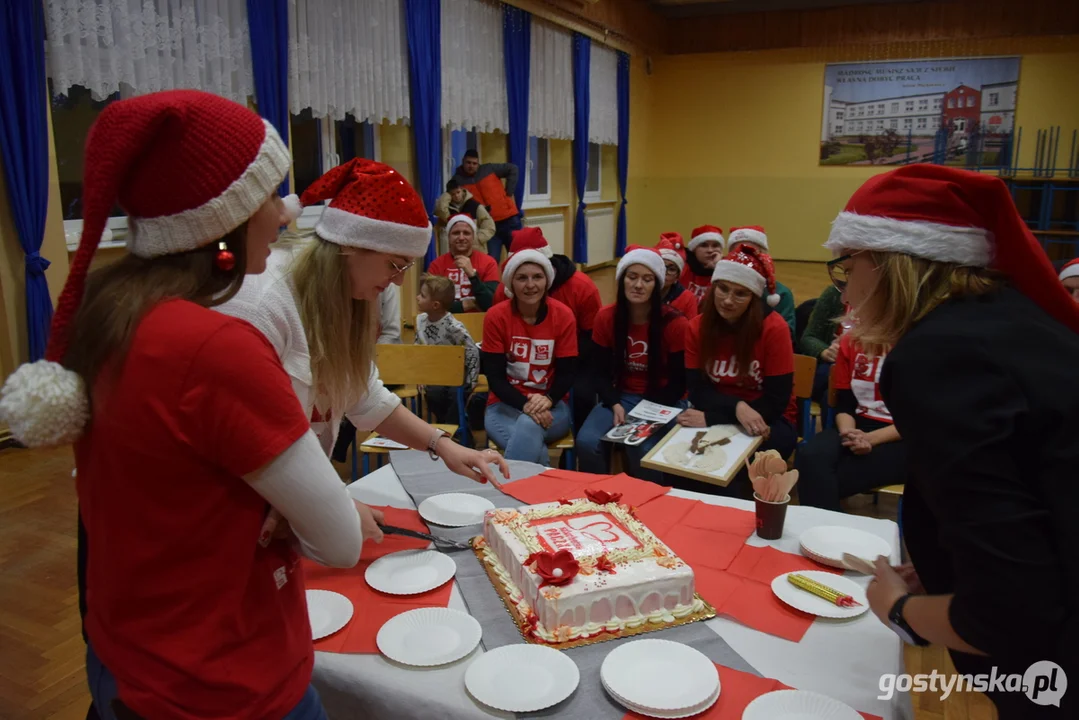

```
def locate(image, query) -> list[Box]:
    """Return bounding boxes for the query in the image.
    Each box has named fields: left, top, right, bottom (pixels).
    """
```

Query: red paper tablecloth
left=302, top=506, right=454, bottom=653
left=619, top=664, right=883, bottom=720
left=500, top=470, right=669, bottom=508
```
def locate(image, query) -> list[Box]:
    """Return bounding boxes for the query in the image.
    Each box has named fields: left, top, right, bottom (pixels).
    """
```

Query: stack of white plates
left=418, top=493, right=496, bottom=527
left=464, top=644, right=580, bottom=712
left=599, top=639, right=720, bottom=718
left=743, top=689, right=863, bottom=719
left=799, top=526, right=891, bottom=571
left=364, top=549, right=457, bottom=595
left=377, top=607, right=481, bottom=666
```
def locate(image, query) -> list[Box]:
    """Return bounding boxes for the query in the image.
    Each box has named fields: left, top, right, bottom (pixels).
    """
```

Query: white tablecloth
left=312, top=465, right=913, bottom=720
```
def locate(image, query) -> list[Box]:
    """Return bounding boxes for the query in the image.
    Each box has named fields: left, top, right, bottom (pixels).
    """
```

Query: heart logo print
left=578, top=521, right=620, bottom=544
left=532, top=369, right=547, bottom=383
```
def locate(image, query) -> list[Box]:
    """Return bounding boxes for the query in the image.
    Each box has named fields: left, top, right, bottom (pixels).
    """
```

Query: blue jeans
left=86, top=643, right=328, bottom=720
left=488, top=215, right=521, bottom=264
left=485, top=400, right=571, bottom=465
left=576, top=394, right=680, bottom=483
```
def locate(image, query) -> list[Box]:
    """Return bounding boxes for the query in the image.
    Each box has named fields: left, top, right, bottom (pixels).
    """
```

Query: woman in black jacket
left=826, top=165, right=1079, bottom=719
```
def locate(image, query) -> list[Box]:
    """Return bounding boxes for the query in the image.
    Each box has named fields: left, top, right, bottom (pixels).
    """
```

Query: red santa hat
left=502, top=249, right=555, bottom=298
left=0, top=90, right=290, bottom=448
left=656, top=232, right=686, bottom=274
left=1059, top=258, right=1079, bottom=283
left=510, top=226, right=554, bottom=258
left=294, top=158, right=431, bottom=256
left=616, top=245, right=666, bottom=283
left=688, top=225, right=725, bottom=252
left=727, top=225, right=768, bottom=253
left=825, top=164, right=1079, bottom=334
left=446, top=213, right=477, bottom=236
left=712, top=245, right=780, bottom=307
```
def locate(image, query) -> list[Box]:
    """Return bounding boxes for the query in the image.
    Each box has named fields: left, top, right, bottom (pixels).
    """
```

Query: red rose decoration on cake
left=585, top=489, right=623, bottom=505
left=595, top=555, right=617, bottom=574
left=530, top=549, right=580, bottom=588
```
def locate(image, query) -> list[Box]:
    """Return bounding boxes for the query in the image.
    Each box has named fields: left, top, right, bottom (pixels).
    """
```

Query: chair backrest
left=453, top=311, right=486, bottom=344
left=376, top=345, right=465, bottom=387
left=792, top=354, right=817, bottom=399
left=827, top=362, right=840, bottom=408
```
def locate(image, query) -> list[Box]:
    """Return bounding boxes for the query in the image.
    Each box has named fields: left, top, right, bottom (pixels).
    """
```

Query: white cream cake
left=476, top=499, right=703, bottom=644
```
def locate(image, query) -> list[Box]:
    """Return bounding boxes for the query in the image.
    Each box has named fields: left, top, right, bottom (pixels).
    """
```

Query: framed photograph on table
left=640, top=424, right=763, bottom=487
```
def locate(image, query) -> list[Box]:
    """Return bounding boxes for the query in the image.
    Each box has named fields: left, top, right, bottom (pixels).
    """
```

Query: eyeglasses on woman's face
left=389, top=258, right=416, bottom=278
left=826, top=251, right=864, bottom=291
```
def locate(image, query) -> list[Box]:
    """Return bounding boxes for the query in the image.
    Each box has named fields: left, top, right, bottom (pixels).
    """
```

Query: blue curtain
left=0, top=1, right=52, bottom=361
left=572, top=33, right=591, bottom=264
left=247, top=0, right=290, bottom=194
left=404, top=0, right=442, bottom=267
left=615, top=51, right=630, bottom=257
left=503, top=5, right=530, bottom=211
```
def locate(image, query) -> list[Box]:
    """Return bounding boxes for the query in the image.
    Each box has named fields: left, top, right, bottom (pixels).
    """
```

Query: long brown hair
left=62, top=226, right=249, bottom=394
left=699, top=282, right=764, bottom=379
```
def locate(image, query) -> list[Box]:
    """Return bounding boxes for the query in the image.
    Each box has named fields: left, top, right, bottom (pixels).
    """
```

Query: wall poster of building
left=820, top=56, right=1020, bottom=166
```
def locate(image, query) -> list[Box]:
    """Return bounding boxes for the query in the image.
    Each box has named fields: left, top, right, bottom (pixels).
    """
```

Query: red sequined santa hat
left=688, top=225, right=724, bottom=252
left=616, top=245, right=666, bottom=283
left=727, top=225, right=768, bottom=253
left=0, top=90, right=291, bottom=448
left=712, top=245, right=780, bottom=307
left=656, top=232, right=686, bottom=274
left=824, top=164, right=1079, bottom=334
left=502, top=227, right=555, bottom=297
left=293, top=158, right=431, bottom=255
left=1059, top=258, right=1079, bottom=283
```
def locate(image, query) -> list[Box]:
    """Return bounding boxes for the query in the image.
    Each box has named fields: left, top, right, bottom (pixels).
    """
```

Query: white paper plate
left=600, top=639, right=719, bottom=712
left=602, top=672, right=720, bottom=718
left=306, top=589, right=353, bottom=640
left=418, top=493, right=496, bottom=527
left=742, top=689, right=863, bottom=719
left=365, top=549, right=456, bottom=595
left=799, top=526, right=891, bottom=569
left=376, top=607, right=481, bottom=666
left=464, top=644, right=580, bottom=712
left=771, top=571, right=869, bottom=619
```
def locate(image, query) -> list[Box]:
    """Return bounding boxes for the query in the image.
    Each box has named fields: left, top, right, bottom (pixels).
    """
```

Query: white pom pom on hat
left=0, top=361, right=89, bottom=447
left=282, top=194, right=303, bottom=223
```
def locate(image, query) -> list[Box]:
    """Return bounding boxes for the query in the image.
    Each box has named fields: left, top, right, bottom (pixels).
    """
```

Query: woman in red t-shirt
left=795, top=334, right=906, bottom=511
left=577, top=247, right=688, bottom=479
left=656, top=233, right=699, bottom=319
left=482, top=249, right=578, bottom=464
left=681, top=245, right=797, bottom=497
left=680, top=225, right=725, bottom=307
left=0, top=92, right=369, bottom=720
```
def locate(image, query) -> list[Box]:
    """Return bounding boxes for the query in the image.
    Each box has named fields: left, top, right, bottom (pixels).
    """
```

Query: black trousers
left=794, top=415, right=907, bottom=511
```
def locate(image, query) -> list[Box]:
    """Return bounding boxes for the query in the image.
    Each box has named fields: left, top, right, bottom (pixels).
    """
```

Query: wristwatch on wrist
left=427, top=428, right=449, bottom=460
left=888, top=594, right=929, bottom=647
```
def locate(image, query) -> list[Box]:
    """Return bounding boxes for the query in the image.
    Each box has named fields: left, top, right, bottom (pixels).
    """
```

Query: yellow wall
left=480, top=131, right=509, bottom=164
left=631, top=37, right=1079, bottom=261
left=379, top=120, right=417, bottom=185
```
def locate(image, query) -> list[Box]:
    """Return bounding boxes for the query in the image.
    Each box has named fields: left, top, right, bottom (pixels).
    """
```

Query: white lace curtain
left=528, top=19, right=573, bottom=140
left=588, top=43, right=618, bottom=145
left=289, top=0, right=410, bottom=124
left=45, top=0, right=253, bottom=104
left=441, top=0, right=508, bottom=132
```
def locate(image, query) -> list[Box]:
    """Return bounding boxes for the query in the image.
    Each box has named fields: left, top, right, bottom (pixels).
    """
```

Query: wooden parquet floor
left=0, top=262, right=995, bottom=719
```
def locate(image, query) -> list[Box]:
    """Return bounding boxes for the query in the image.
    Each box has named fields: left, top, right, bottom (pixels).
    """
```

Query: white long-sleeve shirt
left=217, top=245, right=401, bottom=456
left=378, top=285, right=402, bottom=345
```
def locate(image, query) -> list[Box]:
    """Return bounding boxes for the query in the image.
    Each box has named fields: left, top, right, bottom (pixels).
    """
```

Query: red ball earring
left=215, top=241, right=235, bottom=271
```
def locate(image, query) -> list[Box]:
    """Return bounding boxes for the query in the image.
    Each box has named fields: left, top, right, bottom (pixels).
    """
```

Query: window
left=918, top=98, right=928, bottom=110
left=891, top=102, right=899, bottom=113
left=857, top=107, right=864, bottom=117
left=834, top=124, right=843, bottom=134
left=835, top=111, right=844, bottom=120
left=584, top=142, right=602, bottom=200
left=890, top=119, right=898, bottom=130
left=877, top=103, right=884, bottom=114
left=876, top=119, right=884, bottom=130
left=917, top=117, right=928, bottom=130
left=443, top=128, right=480, bottom=187
left=933, top=97, right=942, bottom=110
left=293, top=111, right=378, bottom=227
left=967, top=95, right=976, bottom=108
left=903, top=118, right=913, bottom=129
left=989, top=92, right=1000, bottom=107
left=523, top=136, right=551, bottom=206
left=904, top=100, right=914, bottom=112
left=948, top=98, right=955, bottom=108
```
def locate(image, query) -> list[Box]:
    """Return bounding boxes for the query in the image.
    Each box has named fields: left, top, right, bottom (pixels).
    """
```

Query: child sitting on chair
left=416, top=275, right=480, bottom=434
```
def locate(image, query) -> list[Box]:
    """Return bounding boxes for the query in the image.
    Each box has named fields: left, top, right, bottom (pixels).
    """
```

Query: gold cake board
left=471, top=540, right=717, bottom=651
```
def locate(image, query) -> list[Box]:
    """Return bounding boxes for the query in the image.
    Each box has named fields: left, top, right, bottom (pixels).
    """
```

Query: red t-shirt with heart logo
left=428, top=251, right=500, bottom=300
left=834, top=334, right=893, bottom=423
left=684, top=310, right=797, bottom=422
left=482, top=298, right=578, bottom=406
left=592, top=304, right=689, bottom=396
left=679, top=266, right=712, bottom=307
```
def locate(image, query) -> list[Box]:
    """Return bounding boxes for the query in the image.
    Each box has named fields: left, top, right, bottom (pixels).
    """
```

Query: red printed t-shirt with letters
left=592, top=304, right=689, bottom=396
left=833, top=334, right=893, bottom=423
left=684, top=310, right=797, bottom=423
left=482, top=298, right=578, bottom=406
left=427, top=251, right=500, bottom=301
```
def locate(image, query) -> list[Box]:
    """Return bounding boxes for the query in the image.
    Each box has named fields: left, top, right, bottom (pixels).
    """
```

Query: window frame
left=583, top=142, right=602, bottom=203
left=522, top=135, right=552, bottom=209
left=443, top=128, right=480, bottom=189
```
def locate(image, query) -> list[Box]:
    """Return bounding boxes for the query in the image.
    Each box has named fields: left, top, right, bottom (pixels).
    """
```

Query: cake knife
left=378, top=524, right=473, bottom=551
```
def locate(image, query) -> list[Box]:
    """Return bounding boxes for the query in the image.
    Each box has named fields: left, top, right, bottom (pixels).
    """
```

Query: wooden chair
left=793, top=354, right=818, bottom=445
left=351, top=345, right=469, bottom=481
left=823, top=363, right=840, bottom=430
left=453, top=311, right=489, bottom=394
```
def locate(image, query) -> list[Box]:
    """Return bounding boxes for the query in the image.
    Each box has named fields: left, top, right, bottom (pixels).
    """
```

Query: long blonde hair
left=282, top=230, right=376, bottom=414
left=848, top=251, right=1000, bottom=356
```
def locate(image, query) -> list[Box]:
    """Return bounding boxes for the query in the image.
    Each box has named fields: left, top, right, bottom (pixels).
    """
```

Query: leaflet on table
left=602, top=401, right=683, bottom=446
left=362, top=436, right=410, bottom=450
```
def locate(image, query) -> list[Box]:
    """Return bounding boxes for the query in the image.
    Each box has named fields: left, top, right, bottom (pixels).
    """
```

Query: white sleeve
left=377, top=285, right=402, bottom=345
left=245, top=429, right=364, bottom=568
left=343, top=361, right=402, bottom=432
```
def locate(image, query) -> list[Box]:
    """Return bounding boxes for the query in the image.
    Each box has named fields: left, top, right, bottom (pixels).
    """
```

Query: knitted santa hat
left=295, top=158, right=431, bottom=256
left=1060, top=258, right=1079, bottom=283
left=446, top=214, right=477, bottom=236
left=510, top=226, right=554, bottom=258
left=727, top=225, right=768, bottom=252
left=656, top=232, right=686, bottom=274
left=825, top=164, right=1079, bottom=334
left=616, top=245, right=666, bottom=283
left=712, top=245, right=780, bottom=307
left=502, top=249, right=555, bottom=298
left=688, top=225, right=724, bottom=252
left=0, top=90, right=291, bottom=448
